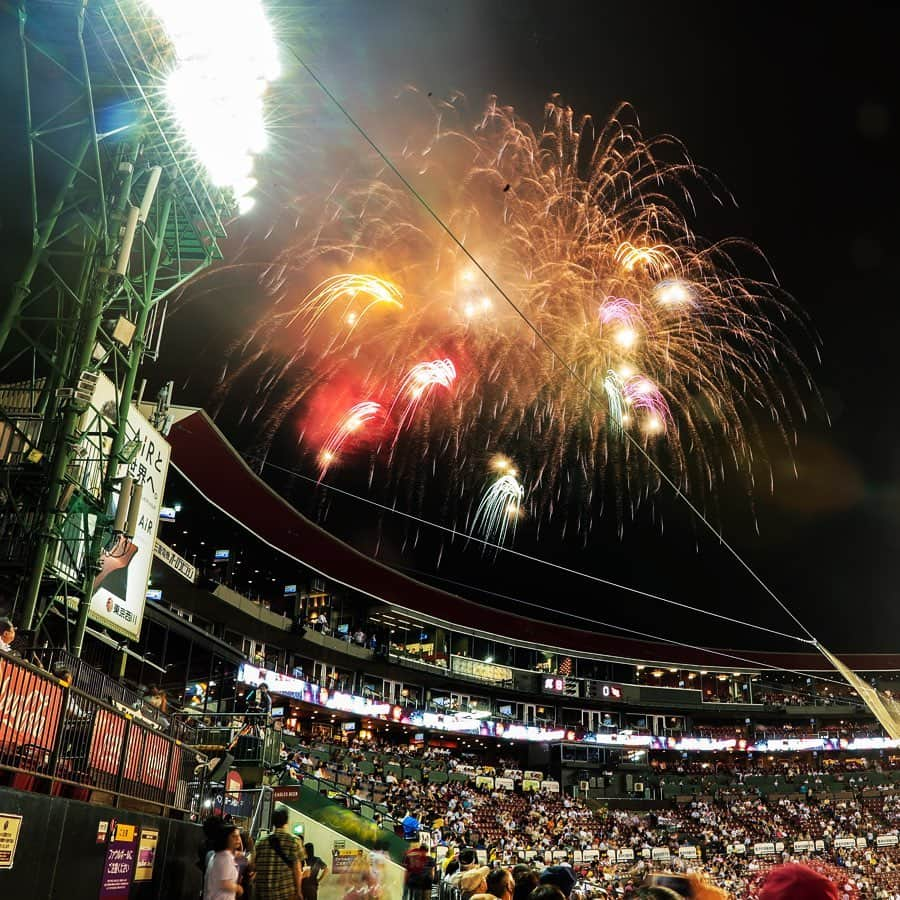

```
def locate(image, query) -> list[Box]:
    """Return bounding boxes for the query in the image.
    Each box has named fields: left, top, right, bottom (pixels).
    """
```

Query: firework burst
left=472, top=471, right=525, bottom=545
left=211, top=93, right=818, bottom=540
left=388, top=358, right=457, bottom=445
left=318, top=401, right=383, bottom=480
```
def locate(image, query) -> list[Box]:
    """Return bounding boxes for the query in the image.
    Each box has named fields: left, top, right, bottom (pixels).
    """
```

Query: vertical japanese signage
left=99, top=823, right=138, bottom=898
left=88, top=374, right=170, bottom=641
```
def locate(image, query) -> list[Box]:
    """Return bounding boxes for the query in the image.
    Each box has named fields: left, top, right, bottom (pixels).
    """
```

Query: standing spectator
left=237, top=831, right=255, bottom=900
left=486, top=867, right=515, bottom=900
left=402, top=842, right=434, bottom=900
left=758, top=864, right=840, bottom=900
left=301, top=843, right=328, bottom=899
left=459, top=866, right=491, bottom=898
left=512, top=871, right=538, bottom=900
left=204, top=824, right=243, bottom=900
left=0, top=617, right=16, bottom=654
left=254, top=808, right=304, bottom=900
left=401, top=808, right=420, bottom=840
left=538, top=866, right=577, bottom=899
left=246, top=682, right=272, bottom=718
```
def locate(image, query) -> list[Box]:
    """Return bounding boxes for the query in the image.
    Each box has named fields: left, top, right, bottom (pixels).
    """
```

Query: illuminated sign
left=214, top=549, right=230, bottom=560
left=324, top=691, right=391, bottom=717
left=542, top=677, right=566, bottom=693
left=596, top=682, right=623, bottom=700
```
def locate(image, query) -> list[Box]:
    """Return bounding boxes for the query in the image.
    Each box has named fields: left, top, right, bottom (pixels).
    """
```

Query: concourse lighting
left=145, top=0, right=280, bottom=213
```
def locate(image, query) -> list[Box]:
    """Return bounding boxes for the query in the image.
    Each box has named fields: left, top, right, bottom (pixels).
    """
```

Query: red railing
left=0, top=653, right=202, bottom=811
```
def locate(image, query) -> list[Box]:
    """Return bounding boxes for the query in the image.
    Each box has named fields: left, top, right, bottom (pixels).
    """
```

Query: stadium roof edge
left=166, top=408, right=900, bottom=673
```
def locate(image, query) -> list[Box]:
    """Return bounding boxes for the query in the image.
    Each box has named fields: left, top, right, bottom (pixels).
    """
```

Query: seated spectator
left=538, top=865, right=577, bottom=898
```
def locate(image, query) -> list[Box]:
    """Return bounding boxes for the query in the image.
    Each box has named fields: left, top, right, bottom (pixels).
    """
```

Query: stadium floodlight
left=143, top=0, right=279, bottom=211
left=1, top=0, right=281, bottom=658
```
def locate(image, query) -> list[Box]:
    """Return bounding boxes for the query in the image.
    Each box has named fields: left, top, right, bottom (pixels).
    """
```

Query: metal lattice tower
left=0, top=0, right=243, bottom=655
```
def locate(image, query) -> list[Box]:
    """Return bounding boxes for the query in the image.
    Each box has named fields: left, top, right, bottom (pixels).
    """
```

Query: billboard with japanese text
left=88, top=374, right=170, bottom=640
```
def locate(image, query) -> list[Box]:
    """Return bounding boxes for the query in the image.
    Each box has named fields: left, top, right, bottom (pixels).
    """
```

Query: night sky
left=3, top=3, right=900, bottom=654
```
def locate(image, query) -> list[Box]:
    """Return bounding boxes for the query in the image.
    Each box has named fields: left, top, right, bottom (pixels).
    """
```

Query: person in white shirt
left=0, top=618, right=15, bottom=654
left=205, top=825, right=243, bottom=900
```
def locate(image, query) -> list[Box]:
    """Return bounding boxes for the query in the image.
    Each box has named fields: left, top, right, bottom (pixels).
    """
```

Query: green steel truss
left=0, top=0, right=235, bottom=654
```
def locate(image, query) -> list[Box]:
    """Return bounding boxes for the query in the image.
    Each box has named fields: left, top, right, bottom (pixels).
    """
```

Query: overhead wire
left=280, top=42, right=821, bottom=648
left=264, top=459, right=811, bottom=646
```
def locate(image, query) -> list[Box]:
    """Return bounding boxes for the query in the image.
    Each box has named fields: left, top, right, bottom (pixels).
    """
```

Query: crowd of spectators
left=280, top=734, right=900, bottom=897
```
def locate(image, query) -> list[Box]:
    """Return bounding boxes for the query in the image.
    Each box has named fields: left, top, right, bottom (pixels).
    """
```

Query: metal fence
left=0, top=652, right=204, bottom=812
left=33, top=646, right=198, bottom=743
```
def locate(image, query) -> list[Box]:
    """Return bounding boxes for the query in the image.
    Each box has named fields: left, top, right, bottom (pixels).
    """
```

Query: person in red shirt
left=402, top=842, right=434, bottom=900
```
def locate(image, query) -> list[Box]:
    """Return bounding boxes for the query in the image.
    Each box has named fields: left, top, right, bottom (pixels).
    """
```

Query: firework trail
left=209, top=93, right=818, bottom=539
left=318, top=401, right=382, bottom=480
left=287, top=273, right=403, bottom=338
left=388, top=358, right=457, bottom=445
left=472, top=471, right=525, bottom=545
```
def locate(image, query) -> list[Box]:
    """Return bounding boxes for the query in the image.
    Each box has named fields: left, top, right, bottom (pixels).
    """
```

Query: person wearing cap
left=539, top=865, right=578, bottom=899
left=458, top=865, right=492, bottom=898
left=449, top=849, right=478, bottom=887
left=758, top=863, right=840, bottom=900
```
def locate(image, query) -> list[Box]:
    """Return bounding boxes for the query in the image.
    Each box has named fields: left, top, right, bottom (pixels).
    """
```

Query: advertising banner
left=834, top=838, right=856, bottom=850
left=495, top=777, right=515, bottom=790
left=877, top=834, right=899, bottom=847
left=522, top=779, right=541, bottom=792
left=651, top=848, right=671, bottom=861
left=793, top=841, right=814, bottom=853
left=133, top=828, right=158, bottom=882
left=99, top=823, right=138, bottom=899
left=0, top=658, right=63, bottom=753
left=540, top=780, right=560, bottom=793
left=152, top=538, right=196, bottom=582
left=88, top=708, right=129, bottom=776
left=582, top=849, right=600, bottom=862
left=88, top=374, right=171, bottom=641
left=754, top=843, right=777, bottom=857
left=616, top=849, right=635, bottom=862
left=678, top=846, right=699, bottom=859
left=475, top=775, right=495, bottom=790
left=88, top=713, right=179, bottom=800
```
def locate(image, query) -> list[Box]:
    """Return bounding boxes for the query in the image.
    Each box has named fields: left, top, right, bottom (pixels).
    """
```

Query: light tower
left=0, top=0, right=279, bottom=655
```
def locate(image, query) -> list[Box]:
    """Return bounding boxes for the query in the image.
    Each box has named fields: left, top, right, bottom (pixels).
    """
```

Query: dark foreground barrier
left=0, top=786, right=203, bottom=900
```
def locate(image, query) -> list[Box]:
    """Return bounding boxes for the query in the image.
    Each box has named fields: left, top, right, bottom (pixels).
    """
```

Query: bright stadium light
left=144, top=0, right=280, bottom=212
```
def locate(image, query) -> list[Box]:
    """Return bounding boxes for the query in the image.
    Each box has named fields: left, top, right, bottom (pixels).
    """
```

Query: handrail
left=0, top=651, right=204, bottom=813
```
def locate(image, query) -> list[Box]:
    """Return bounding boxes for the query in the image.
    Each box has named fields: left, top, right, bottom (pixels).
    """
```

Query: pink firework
left=389, top=358, right=457, bottom=444
left=318, top=401, right=383, bottom=479
left=598, top=297, right=644, bottom=350
left=622, top=375, right=671, bottom=433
